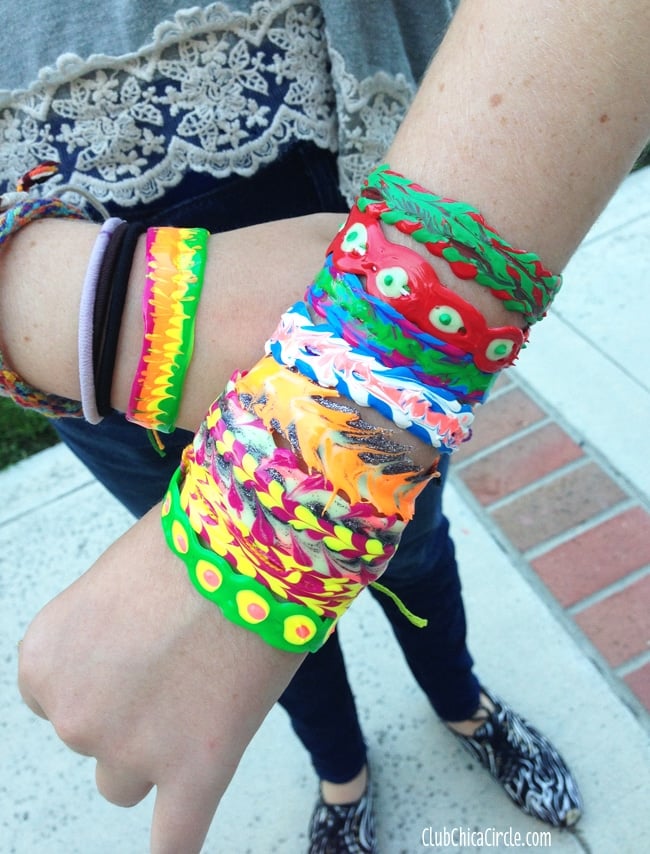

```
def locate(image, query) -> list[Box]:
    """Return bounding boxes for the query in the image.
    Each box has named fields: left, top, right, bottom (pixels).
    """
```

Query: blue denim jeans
left=55, top=142, right=480, bottom=783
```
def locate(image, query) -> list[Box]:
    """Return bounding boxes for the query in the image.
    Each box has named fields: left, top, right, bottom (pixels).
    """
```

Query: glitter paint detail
left=267, top=302, right=473, bottom=451
left=237, top=355, right=431, bottom=518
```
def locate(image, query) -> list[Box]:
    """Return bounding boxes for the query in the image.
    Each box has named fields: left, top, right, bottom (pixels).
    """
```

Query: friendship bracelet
left=127, top=227, right=208, bottom=433
left=94, top=222, right=144, bottom=417
left=267, top=301, right=473, bottom=452
left=237, top=355, right=432, bottom=519
left=0, top=196, right=88, bottom=417
left=78, top=218, right=124, bottom=424
left=307, top=259, right=495, bottom=404
left=327, top=205, right=527, bottom=373
left=358, top=165, right=562, bottom=324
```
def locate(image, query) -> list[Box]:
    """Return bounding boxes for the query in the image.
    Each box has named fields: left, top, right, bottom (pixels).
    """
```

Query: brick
left=531, top=507, right=650, bottom=606
left=458, top=423, right=584, bottom=505
left=454, top=387, right=545, bottom=462
left=624, top=662, right=650, bottom=713
left=490, top=462, right=627, bottom=551
left=573, top=574, right=650, bottom=666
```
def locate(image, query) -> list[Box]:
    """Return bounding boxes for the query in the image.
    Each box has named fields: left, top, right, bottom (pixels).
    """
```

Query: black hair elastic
left=94, top=222, right=144, bottom=417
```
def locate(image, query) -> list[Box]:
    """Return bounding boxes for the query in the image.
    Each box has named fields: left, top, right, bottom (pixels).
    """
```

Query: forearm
left=386, top=0, right=650, bottom=274
left=0, top=213, right=342, bottom=430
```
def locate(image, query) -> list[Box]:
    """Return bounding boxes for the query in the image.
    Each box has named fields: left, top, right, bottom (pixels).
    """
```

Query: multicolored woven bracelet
left=0, top=196, right=87, bottom=417
left=127, top=227, right=208, bottom=432
left=358, top=165, right=562, bottom=324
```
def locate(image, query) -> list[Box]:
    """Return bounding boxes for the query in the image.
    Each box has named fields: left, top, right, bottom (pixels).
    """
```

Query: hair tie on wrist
left=94, top=222, right=144, bottom=417
left=78, top=217, right=125, bottom=423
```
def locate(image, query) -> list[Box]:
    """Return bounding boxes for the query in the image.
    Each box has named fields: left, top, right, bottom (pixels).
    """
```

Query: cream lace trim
left=0, top=1, right=337, bottom=207
left=327, top=48, right=416, bottom=204
left=0, top=0, right=417, bottom=208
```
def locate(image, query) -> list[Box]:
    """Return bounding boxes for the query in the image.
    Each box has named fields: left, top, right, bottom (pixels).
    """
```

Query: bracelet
left=92, top=221, right=128, bottom=415
left=94, top=222, right=144, bottom=417
left=0, top=195, right=88, bottom=417
left=358, top=165, right=562, bottom=324
left=193, top=382, right=403, bottom=572
left=267, top=301, right=474, bottom=452
left=308, top=259, right=495, bottom=404
left=162, top=467, right=338, bottom=653
left=127, top=226, right=208, bottom=433
left=78, top=218, right=125, bottom=424
left=237, top=354, right=432, bottom=519
left=162, top=373, right=412, bottom=651
left=327, top=205, right=527, bottom=373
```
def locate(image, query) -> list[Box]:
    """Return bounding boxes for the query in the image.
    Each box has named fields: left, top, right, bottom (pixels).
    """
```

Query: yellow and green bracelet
left=127, top=226, right=208, bottom=432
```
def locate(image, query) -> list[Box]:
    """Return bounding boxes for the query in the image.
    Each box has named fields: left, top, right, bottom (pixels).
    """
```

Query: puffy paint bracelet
left=162, top=381, right=407, bottom=652
left=189, top=386, right=401, bottom=584
left=237, top=355, right=432, bottom=519
left=307, top=259, right=495, bottom=404
left=327, top=205, right=527, bottom=373
left=127, top=227, right=208, bottom=432
left=358, top=165, right=562, bottom=323
left=163, top=467, right=338, bottom=652
left=267, top=301, right=473, bottom=452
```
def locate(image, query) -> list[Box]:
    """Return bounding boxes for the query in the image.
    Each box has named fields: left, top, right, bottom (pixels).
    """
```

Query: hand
left=18, top=505, right=304, bottom=854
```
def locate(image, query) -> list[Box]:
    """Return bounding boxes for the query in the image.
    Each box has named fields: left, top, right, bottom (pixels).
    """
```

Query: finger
left=95, top=761, right=154, bottom=807
left=150, top=773, right=226, bottom=854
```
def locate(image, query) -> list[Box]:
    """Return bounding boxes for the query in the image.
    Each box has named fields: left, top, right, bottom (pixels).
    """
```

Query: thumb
left=150, top=771, right=227, bottom=854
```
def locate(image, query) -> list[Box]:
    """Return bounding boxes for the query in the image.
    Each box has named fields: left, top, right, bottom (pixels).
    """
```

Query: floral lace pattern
left=0, top=1, right=338, bottom=207
left=0, top=0, right=418, bottom=208
left=327, top=47, right=415, bottom=205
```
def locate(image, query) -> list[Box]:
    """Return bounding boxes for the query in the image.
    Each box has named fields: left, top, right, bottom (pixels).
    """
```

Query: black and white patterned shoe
left=307, top=776, right=376, bottom=854
left=448, top=687, right=583, bottom=828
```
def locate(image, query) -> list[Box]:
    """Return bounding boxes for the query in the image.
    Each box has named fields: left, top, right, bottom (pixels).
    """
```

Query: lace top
left=0, top=0, right=456, bottom=206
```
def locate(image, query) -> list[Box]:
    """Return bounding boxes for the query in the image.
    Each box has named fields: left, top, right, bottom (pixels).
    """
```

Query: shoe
left=307, top=774, right=376, bottom=854
left=447, top=687, right=583, bottom=828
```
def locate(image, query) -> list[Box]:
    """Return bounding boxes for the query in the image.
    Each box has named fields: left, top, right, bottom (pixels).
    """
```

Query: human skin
left=6, top=1, right=650, bottom=851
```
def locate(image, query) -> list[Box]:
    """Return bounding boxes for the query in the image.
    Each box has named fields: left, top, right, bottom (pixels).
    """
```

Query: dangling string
left=369, top=581, right=428, bottom=628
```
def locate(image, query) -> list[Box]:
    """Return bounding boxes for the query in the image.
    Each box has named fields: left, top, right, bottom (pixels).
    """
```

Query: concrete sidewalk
left=1, top=169, right=649, bottom=853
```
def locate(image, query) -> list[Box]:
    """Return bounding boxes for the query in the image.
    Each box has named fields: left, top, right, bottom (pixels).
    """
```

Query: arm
left=0, top=213, right=342, bottom=428
left=13, top=2, right=650, bottom=853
